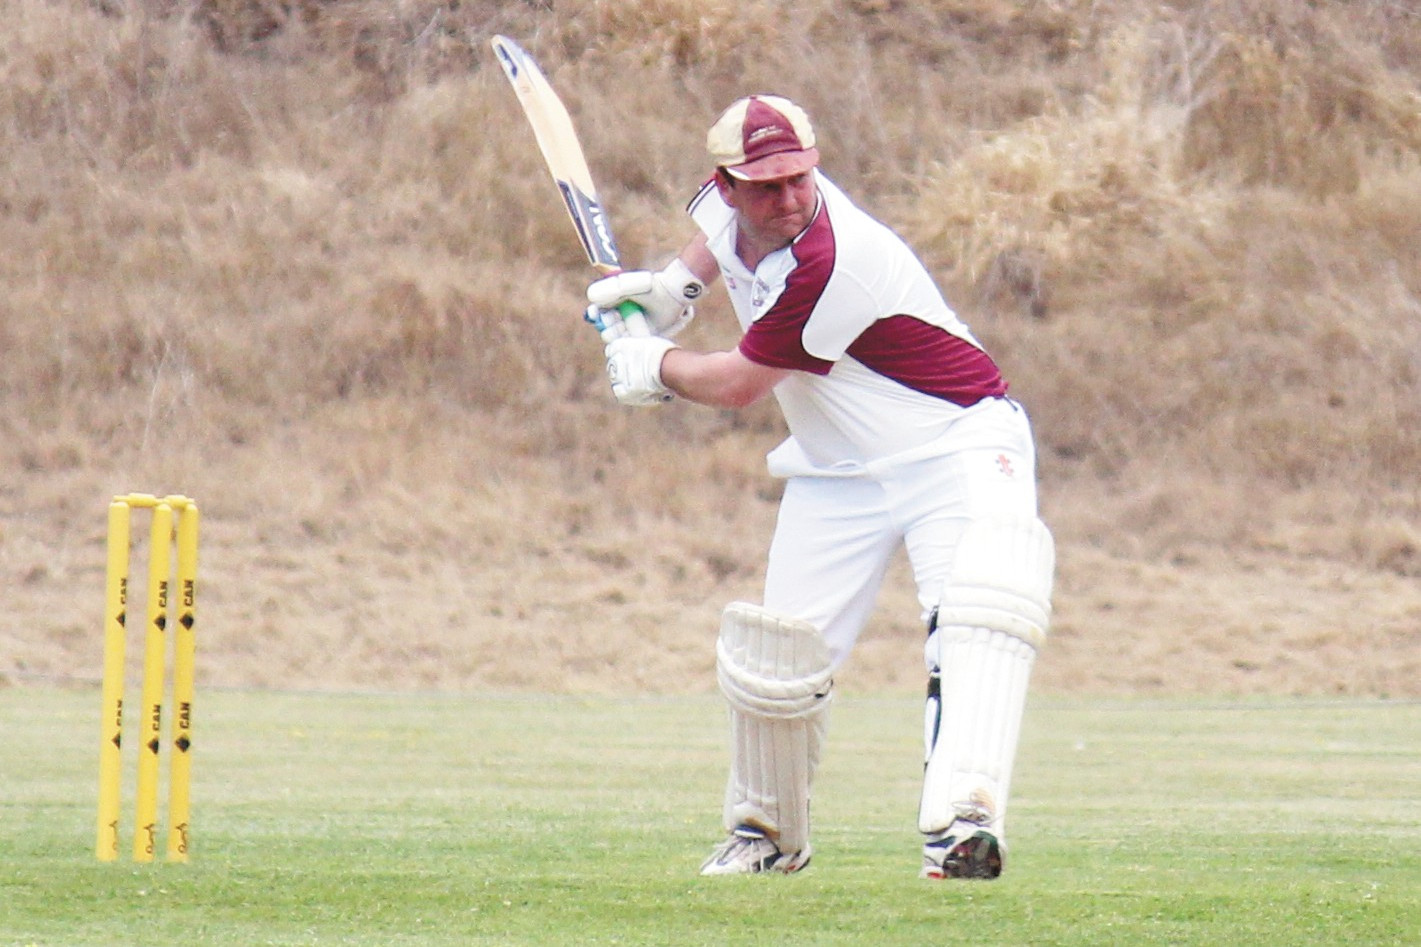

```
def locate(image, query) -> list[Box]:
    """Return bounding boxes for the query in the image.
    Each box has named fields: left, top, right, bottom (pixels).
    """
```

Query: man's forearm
left=660, top=347, right=786, bottom=409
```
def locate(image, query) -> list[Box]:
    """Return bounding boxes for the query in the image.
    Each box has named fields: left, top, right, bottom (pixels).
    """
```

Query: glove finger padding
left=587, top=259, right=703, bottom=338
left=587, top=270, right=655, bottom=307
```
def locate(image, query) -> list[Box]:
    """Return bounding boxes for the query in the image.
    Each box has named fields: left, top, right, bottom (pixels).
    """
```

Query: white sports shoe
left=699, top=825, right=812, bottom=876
left=920, top=821, right=1003, bottom=880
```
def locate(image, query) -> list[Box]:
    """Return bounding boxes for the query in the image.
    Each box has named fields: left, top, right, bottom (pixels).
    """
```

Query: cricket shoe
left=699, top=825, right=812, bottom=876
left=920, top=822, right=1003, bottom=880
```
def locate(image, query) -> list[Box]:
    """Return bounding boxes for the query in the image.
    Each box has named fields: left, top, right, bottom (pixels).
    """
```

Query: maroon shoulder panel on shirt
left=736, top=201, right=1007, bottom=407
left=847, top=315, right=1007, bottom=406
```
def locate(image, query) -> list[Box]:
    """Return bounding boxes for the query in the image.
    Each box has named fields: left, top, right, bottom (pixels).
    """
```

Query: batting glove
left=588, top=258, right=704, bottom=339
left=605, top=336, right=677, bottom=406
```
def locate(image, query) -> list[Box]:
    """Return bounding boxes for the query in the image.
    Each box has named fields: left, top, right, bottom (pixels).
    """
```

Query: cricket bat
left=490, top=35, right=650, bottom=339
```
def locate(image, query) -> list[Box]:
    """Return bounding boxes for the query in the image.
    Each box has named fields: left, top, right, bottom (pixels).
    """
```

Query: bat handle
left=616, top=300, right=652, bottom=337
left=586, top=300, right=652, bottom=341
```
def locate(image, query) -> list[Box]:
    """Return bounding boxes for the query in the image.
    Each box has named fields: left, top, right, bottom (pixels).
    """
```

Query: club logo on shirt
left=996, top=454, right=1015, bottom=478
left=751, top=279, right=770, bottom=308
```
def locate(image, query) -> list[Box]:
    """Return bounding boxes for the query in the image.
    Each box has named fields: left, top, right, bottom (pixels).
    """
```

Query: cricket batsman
left=588, top=95, right=1054, bottom=879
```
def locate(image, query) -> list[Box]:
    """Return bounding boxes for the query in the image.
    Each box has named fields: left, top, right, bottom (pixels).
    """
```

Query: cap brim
left=723, top=147, right=820, bottom=182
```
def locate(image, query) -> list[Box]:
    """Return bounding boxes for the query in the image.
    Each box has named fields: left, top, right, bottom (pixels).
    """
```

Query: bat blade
left=490, top=35, right=623, bottom=274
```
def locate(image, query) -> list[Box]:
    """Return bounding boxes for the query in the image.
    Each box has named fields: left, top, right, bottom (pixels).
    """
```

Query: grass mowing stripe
left=1, top=690, right=1418, bottom=946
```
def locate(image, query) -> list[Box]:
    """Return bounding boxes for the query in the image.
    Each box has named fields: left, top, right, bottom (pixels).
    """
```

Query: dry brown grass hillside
left=2, top=0, right=1419, bottom=697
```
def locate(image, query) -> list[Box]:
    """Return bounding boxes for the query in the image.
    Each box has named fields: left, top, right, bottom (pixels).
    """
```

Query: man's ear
left=713, top=169, right=738, bottom=204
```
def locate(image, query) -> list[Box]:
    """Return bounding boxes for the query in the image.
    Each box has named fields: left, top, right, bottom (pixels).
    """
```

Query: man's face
left=718, top=171, right=818, bottom=248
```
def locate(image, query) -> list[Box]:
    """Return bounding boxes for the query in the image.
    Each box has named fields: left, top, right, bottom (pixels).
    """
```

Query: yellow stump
left=95, top=501, right=131, bottom=862
left=133, top=501, right=172, bottom=863
left=167, top=503, right=199, bottom=862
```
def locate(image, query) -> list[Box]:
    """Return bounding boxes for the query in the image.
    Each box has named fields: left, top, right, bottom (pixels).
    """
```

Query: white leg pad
left=716, top=602, right=834, bottom=854
left=919, top=516, right=1054, bottom=838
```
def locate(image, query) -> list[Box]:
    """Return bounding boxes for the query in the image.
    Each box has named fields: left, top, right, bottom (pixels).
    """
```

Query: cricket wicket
left=96, top=493, right=199, bottom=863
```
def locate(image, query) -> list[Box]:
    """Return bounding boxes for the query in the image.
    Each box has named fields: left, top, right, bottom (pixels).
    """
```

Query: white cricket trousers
left=761, top=397, right=1039, bottom=667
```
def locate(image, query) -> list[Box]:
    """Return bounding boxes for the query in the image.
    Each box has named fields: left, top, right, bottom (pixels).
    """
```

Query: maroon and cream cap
left=707, top=94, right=820, bottom=182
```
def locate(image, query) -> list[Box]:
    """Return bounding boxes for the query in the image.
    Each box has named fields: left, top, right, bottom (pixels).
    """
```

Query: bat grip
left=616, top=300, right=652, bottom=337
left=585, top=301, right=652, bottom=341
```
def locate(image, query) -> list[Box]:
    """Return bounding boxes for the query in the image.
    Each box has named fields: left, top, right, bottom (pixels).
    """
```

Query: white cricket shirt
left=688, top=171, right=1008, bottom=473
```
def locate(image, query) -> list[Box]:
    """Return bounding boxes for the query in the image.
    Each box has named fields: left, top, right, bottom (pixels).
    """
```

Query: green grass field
left=1, top=688, right=1417, bottom=946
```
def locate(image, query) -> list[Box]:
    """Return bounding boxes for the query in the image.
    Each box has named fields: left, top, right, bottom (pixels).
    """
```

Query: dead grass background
left=1, top=0, right=1418, bottom=697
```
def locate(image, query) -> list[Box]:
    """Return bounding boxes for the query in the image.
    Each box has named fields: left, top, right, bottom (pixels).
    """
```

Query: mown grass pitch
left=1, top=689, right=1417, bottom=946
